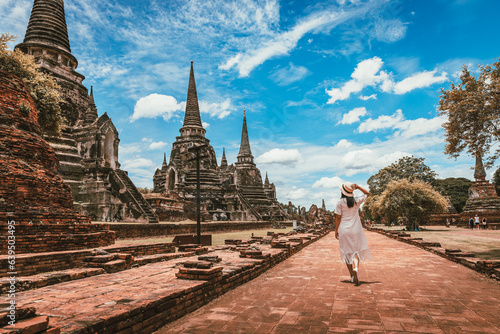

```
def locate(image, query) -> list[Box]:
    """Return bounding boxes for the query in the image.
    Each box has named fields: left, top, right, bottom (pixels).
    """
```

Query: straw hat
left=341, top=182, right=355, bottom=197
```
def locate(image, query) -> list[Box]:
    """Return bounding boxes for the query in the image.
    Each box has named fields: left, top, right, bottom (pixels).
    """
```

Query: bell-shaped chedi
left=0, top=71, right=115, bottom=253
left=460, top=154, right=500, bottom=229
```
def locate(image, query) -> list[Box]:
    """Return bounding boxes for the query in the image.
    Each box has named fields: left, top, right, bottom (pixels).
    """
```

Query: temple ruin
left=460, top=155, right=500, bottom=228
left=0, top=71, right=115, bottom=254
left=151, top=62, right=288, bottom=221
left=15, top=0, right=157, bottom=223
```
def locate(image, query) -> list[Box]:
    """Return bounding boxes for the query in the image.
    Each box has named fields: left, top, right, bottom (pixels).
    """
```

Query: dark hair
left=341, top=193, right=356, bottom=208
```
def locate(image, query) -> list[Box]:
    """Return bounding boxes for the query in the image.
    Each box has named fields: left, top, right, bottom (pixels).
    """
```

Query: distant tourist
left=446, top=218, right=450, bottom=228
left=335, top=182, right=372, bottom=286
left=482, top=217, right=487, bottom=230
left=469, top=217, right=474, bottom=229
left=474, top=214, right=480, bottom=230
left=452, top=218, right=456, bottom=225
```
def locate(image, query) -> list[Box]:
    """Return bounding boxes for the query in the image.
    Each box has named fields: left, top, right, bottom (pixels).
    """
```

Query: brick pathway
left=158, top=231, right=500, bottom=333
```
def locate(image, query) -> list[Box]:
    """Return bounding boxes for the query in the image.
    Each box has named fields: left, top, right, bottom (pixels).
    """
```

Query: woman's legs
left=352, top=254, right=360, bottom=286
left=346, top=263, right=354, bottom=281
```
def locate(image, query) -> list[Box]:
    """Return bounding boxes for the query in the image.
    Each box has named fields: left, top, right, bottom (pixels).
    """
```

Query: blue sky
left=2, top=0, right=500, bottom=209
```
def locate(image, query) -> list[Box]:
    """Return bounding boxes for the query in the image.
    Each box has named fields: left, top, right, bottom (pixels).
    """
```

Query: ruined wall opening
left=104, top=129, right=115, bottom=169
left=167, top=170, right=176, bottom=190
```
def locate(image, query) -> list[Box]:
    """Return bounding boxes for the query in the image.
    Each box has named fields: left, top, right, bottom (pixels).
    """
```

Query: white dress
left=336, top=195, right=372, bottom=264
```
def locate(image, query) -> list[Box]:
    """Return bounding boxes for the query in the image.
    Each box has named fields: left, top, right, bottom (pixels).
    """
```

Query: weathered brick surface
left=8, top=230, right=327, bottom=333
left=160, top=231, right=500, bottom=334
left=0, top=71, right=115, bottom=254
left=0, top=242, right=176, bottom=278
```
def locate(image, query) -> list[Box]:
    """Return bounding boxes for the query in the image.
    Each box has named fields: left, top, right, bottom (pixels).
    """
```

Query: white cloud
left=149, top=141, right=168, bottom=150
left=396, top=115, right=447, bottom=138
left=284, top=187, right=310, bottom=200
left=358, top=109, right=446, bottom=138
left=326, top=57, right=449, bottom=103
left=121, top=158, right=155, bottom=170
left=340, top=149, right=411, bottom=173
left=221, top=13, right=333, bottom=77
left=131, top=94, right=183, bottom=122
left=358, top=109, right=404, bottom=132
left=393, top=70, right=448, bottom=94
left=326, top=57, right=388, bottom=104
left=338, top=107, right=367, bottom=125
left=256, top=148, right=304, bottom=166
left=372, top=18, right=407, bottom=43
left=199, top=99, right=232, bottom=119
left=220, top=2, right=380, bottom=77
left=202, top=122, right=210, bottom=128
left=270, top=62, right=311, bottom=86
left=359, top=94, right=377, bottom=100
left=312, top=176, right=344, bottom=189
left=335, top=139, right=353, bottom=149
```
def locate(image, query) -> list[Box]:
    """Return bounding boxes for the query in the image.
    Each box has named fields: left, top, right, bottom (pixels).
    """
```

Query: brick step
left=0, top=315, right=53, bottom=334
left=58, top=161, right=85, bottom=173
left=45, top=135, right=77, bottom=147
left=88, top=259, right=128, bottom=273
left=0, top=268, right=105, bottom=294
left=132, top=251, right=196, bottom=266
left=54, top=151, right=83, bottom=164
left=48, top=142, right=79, bottom=155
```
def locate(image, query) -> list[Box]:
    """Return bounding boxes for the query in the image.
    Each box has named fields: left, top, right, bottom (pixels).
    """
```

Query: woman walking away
left=335, top=182, right=372, bottom=286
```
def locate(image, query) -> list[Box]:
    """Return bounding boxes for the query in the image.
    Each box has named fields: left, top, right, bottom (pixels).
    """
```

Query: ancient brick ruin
left=0, top=71, right=115, bottom=254
left=14, top=0, right=157, bottom=223
left=152, top=62, right=289, bottom=221
left=460, top=155, right=500, bottom=228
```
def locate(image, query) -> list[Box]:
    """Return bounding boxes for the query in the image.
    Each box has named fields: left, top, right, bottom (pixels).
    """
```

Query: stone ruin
left=151, top=63, right=289, bottom=222
left=14, top=0, right=157, bottom=223
left=459, top=155, right=500, bottom=228
left=0, top=71, right=115, bottom=254
left=307, top=199, right=334, bottom=226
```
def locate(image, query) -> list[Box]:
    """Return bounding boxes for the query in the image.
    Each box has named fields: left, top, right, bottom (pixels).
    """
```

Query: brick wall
left=109, top=221, right=275, bottom=239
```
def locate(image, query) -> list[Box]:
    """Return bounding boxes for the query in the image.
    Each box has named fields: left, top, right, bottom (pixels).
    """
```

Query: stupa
left=15, top=0, right=157, bottom=222
left=460, top=155, right=500, bottom=228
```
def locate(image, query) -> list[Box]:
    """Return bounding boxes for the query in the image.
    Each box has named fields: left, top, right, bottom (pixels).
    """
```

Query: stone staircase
left=237, top=190, right=262, bottom=221
left=112, top=169, right=159, bottom=223
left=45, top=131, right=85, bottom=197
left=184, top=169, right=222, bottom=188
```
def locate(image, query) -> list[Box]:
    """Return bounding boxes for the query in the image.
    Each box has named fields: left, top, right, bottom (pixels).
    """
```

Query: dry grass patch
left=375, top=225, right=500, bottom=260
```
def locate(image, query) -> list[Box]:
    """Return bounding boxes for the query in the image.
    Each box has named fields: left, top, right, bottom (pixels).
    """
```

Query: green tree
left=367, top=156, right=437, bottom=195
left=371, top=179, right=448, bottom=231
left=0, top=33, right=62, bottom=136
left=439, top=59, right=500, bottom=169
left=434, top=177, right=472, bottom=213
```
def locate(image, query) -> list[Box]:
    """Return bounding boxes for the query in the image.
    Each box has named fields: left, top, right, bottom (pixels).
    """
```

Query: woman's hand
left=335, top=230, right=339, bottom=239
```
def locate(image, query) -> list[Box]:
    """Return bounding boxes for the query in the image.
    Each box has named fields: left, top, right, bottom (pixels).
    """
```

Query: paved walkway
left=158, top=231, right=500, bottom=333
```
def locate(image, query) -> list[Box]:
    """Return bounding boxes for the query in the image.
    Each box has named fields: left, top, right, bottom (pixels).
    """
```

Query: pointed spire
left=85, top=85, right=98, bottom=124
left=221, top=147, right=228, bottom=168
left=89, top=86, right=95, bottom=105
left=474, top=153, right=487, bottom=181
left=322, top=199, right=326, bottom=210
left=183, top=61, right=203, bottom=127
left=264, top=172, right=270, bottom=186
left=237, top=110, right=254, bottom=164
left=22, top=0, right=71, bottom=53
left=162, top=152, right=167, bottom=167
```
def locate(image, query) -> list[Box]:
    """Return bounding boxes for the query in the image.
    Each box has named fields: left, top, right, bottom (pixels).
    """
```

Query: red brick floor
left=158, top=231, right=500, bottom=334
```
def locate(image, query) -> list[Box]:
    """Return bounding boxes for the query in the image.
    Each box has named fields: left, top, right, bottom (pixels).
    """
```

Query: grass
left=374, top=225, right=500, bottom=260
left=115, top=227, right=294, bottom=247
